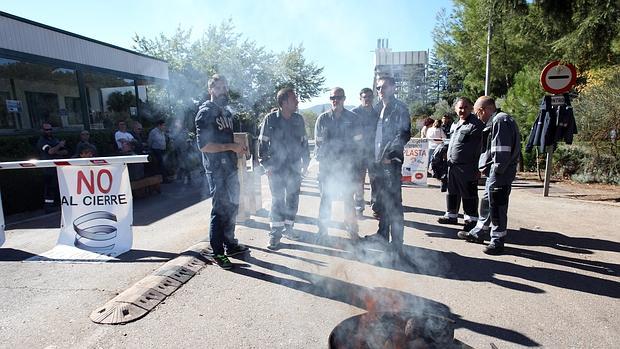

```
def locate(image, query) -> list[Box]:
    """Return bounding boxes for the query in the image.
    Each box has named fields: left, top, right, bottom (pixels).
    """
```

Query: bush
left=553, top=143, right=620, bottom=184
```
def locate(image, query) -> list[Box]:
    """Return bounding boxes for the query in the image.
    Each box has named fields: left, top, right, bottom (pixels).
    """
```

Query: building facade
left=0, top=11, right=168, bottom=134
left=373, top=38, right=428, bottom=106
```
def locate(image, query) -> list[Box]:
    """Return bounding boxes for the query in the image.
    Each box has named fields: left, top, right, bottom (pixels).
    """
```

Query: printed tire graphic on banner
left=73, top=211, right=118, bottom=251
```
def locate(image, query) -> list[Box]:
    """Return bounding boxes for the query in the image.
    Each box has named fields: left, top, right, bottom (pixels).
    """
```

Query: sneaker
left=267, top=236, right=281, bottom=250
left=463, top=220, right=477, bottom=232
left=437, top=216, right=458, bottom=224
left=213, top=254, right=233, bottom=269
left=484, top=238, right=505, bottom=255
left=226, top=244, right=249, bottom=257
left=457, top=230, right=484, bottom=243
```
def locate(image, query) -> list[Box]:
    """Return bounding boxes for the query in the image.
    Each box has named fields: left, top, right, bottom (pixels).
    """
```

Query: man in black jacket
left=437, top=97, right=484, bottom=232
left=258, top=88, right=310, bottom=250
left=365, top=76, right=411, bottom=255
left=195, top=74, right=249, bottom=269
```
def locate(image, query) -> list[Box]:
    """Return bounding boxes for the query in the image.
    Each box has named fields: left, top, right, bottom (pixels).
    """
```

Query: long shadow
left=0, top=247, right=178, bottom=262
left=510, top=228, right=620, bottom=253
left=274, top=228, right=620, bottom=298
left=505, top=245, right=619, bottom=276
left=232, top=254, right=539, bottom=347
left=403, top=205, right=446, bottom=216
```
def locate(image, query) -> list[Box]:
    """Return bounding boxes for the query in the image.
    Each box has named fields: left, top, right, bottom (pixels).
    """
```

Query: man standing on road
left=365, top=76, right=411, bottom=255
left=258, top=88, right=310, bottom=250
left=314, top=87, right=363, bottom=241
left=351, top=88, right=379, bottom=217
left=458, top=96, right=521, bottom=254
left=437, top=97, right=484, bottom=232
left=37, top=122, right=69, bottom=213
left=195, top=74, right=249, bottom=269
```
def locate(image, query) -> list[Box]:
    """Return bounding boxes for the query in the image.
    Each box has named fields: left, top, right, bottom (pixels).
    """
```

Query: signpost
left=539, top=61, right=576, bottom=196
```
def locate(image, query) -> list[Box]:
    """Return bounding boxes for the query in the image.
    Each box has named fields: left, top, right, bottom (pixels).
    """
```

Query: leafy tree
left=132, top=20, right=325, bottom=133
left=300, top=110, right=318, bottom=139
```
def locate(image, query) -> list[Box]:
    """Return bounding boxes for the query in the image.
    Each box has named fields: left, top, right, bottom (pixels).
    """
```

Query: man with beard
left=458, top=96, right=521, bottom=255
left=195, top=74, right=249, bottom=269
left=258, top=88, right=310, bottom=250
left=364, top=76, right=411, bottom=256
left=314, top=87, right=363, bottom=241
left=351, top=87, right=379, bottom=217
left=36, top=122, right=69, bottom=212
left=437, top=97, right=484, bottom=232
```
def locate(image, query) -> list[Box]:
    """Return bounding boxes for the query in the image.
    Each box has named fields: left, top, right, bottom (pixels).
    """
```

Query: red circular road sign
left=540, top=61, right=577, bottom=94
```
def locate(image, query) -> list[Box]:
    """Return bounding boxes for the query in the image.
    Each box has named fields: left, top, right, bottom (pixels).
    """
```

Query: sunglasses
left=43, top=128, right=53, bottom=131
left=329, top=95, right=345, bottom=101
left=376, top=85, right=388, bottom=91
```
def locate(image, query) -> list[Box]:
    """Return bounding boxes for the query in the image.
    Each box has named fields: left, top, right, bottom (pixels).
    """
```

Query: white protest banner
left=48, top=165, right=133, bottom=259
left=402, top=138, right=429, bottom=186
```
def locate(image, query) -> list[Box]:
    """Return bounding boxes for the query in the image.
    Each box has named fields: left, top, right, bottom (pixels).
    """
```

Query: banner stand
left=402, top=138, right=430, bottom=186
left=0, top=155, right=148, bottom=261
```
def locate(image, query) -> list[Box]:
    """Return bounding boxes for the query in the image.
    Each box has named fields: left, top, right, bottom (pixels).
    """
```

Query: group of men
left=195, top=73, right=520, bottom=269
left=436, top=96, right=521, bottom=254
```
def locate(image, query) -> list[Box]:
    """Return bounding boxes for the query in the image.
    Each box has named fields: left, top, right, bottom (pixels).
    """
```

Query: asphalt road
left=0, top=171, right=618, bottom=349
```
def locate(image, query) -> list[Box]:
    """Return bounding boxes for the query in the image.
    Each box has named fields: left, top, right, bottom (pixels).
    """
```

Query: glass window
left=83, top=72, right=135, bottom=130
left=0, top=57, right=80, bottom=130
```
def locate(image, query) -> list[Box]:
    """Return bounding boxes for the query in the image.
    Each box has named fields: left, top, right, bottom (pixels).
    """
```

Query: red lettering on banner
left=76, top=169, right=113, bottom=194
left=97, top=169, right=112, bottom=193
left=77, top=170, right=95, bottom=194
left=404, top=148, right=427, bottom=157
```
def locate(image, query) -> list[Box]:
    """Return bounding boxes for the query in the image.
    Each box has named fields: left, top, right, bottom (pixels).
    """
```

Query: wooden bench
left=131, top=175, right=162, bottom=198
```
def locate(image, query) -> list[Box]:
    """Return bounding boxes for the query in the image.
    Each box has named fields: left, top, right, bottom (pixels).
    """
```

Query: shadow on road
left=232, top=252, right=540, bottom=347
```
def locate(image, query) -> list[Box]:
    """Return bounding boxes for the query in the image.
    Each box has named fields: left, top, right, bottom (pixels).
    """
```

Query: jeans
left=206, top=168, right=240, bottom=255
left=374, top=162, right=404, bottom=246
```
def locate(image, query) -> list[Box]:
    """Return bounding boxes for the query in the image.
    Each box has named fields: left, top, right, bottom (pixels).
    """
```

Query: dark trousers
left=374, top=162, right=404, bottom=247
left=151, top=149, right=167, bottom=179
left=268, top=167, right=302, bottom=238
left=43, top=170, right=59, bottom=212
left=446, top=163, right=479, bottom=219
left=206, top=169, right=240, bottom=255
left=318, top=164, right=357, bottom=233
left=354, top=157, right=378, bottom=210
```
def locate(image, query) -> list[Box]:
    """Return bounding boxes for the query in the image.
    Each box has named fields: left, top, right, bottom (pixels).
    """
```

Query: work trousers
left=354, top=157, right=378, bottom=211
left=267, top=166, right=302, bottom=238
left=318, top=163, right=357, bottom=234
left=446, top=163, right=479, bottom=221
left=473, top=168, right=516, bottom=239
left=206, top=168, right=240, bottom=255
left=374, top=162, right=404, bottom=248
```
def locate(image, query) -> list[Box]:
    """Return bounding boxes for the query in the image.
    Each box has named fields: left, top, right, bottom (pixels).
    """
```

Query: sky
left=1, top=0, right=454, bottom=109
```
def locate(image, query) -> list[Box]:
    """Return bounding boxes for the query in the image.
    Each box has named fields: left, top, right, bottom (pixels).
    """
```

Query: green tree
left=132, top=20, right=325, bottom=132
left=301, top=110, right=318, bottom=139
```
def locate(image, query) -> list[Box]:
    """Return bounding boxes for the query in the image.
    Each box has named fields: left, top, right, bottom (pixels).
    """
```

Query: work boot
left=484, top=238, right=505, bottom=255
left=457, top=230, right=484, bottom=243
left=283, top=225, right=301, bottom=241
left=267, top=236, right=281, bottom=250
left=463, top=220, right=477, bottom=232
left=226, top=244, right=249, bottom=257
left=437, top=216, right=458, bottom=224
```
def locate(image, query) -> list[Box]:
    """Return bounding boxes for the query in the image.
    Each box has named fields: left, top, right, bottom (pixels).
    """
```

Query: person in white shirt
left=114, top=120, right=135, bottom=154
left=426, top=119, right=447, bottom=152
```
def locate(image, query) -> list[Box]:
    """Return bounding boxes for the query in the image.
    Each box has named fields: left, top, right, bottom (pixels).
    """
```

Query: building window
left=0, top=57, right=80, bottom=130
left=83, top=72, right=135, bottom=129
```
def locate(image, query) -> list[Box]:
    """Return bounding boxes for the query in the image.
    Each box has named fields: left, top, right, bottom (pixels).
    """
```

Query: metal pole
left=0, top=187, right=5, bottom=246
left=543, top=146, right=553, bottom=197
left=484, top=9, right=493, bottom=96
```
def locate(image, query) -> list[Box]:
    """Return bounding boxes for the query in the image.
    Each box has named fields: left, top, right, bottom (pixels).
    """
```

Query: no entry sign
left=540, top=61, right=577, bottom=94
